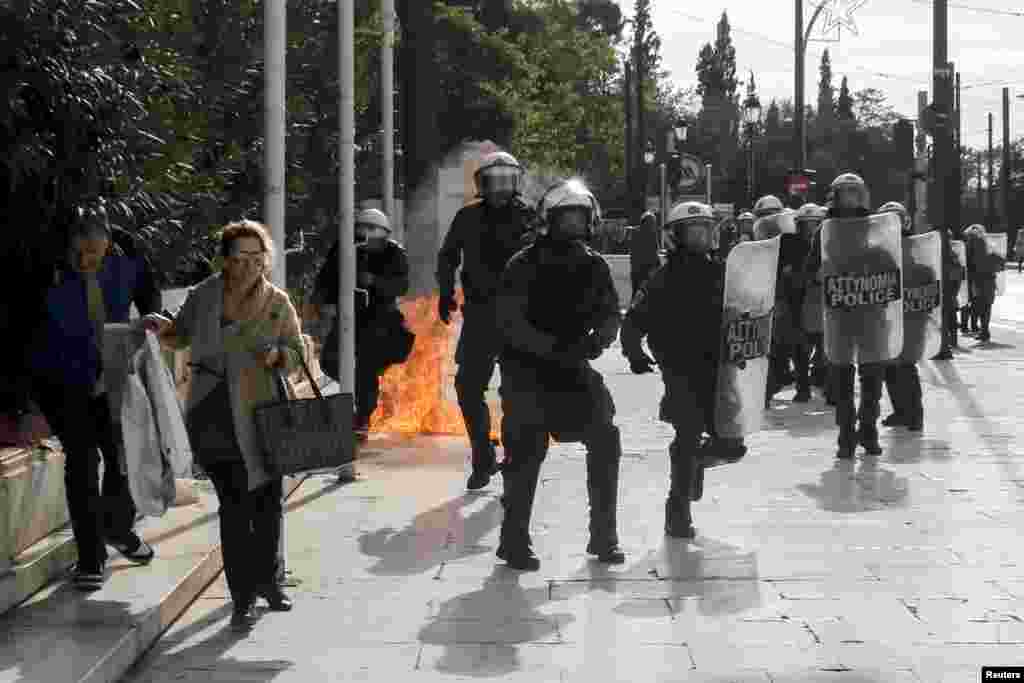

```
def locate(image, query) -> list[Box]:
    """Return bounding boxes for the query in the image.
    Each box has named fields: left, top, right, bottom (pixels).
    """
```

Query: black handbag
left=253, top=349, right=354, bottom=477
left=185, top=365, right=244, bottom=465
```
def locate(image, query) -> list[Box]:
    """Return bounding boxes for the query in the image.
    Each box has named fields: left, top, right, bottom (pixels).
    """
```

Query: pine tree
left=836, top=76, right=854, bottom=121
left=694, top=11, right=739, bottom=196
left=764, top=100, right=781, bottom=135
left=817, top=49, right=834, bottom=128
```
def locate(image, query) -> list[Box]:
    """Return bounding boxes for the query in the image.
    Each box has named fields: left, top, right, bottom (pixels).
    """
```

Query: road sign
left=677, top=153, right=704, bottom=190
left=785, top=174, right=810, bottom=194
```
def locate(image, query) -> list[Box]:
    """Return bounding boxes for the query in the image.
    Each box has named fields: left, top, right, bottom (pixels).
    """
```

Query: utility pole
left=624, top=59, right=633, bottom=217
left=988, top=112, right=995, bottom=228
left=635, top=43, right=647, bottom=222
left=794, top=0, right=805, bottom=172
left=977, top=151, right=983, bottom=210
left=265, top=0, right=286, bottom=286
left=381, top=0, right=395, bottom=223
left=338, top=0, right=355, bottom=397
left=1002, top=87, right=1011, bottom=234
left=929, top=0, right=954, bottom=231
left=954, top=72, right=962, bottom=233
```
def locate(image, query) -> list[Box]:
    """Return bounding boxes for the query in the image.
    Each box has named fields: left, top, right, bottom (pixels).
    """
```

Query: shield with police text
left=753, top=209, right=796, bottom=241
left=984, top=233, right=1008, bottom=296
left=899, top=231, right=943, bottom=362
left=821, top=212, right=904, bottom=365
left=951, top=240, right=968, bottom=308
left=714, top=235, right=781, bottom=439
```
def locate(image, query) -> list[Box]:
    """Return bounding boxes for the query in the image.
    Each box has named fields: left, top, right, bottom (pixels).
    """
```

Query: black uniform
left=768, top=233, right=812, bottom=402
left=939, top=227, right=963, bottom=353
left=966, top=233, right=1002, bottom=341
left=629, top=213, right=661, bottom=296
left=496, top=237, right=623, bottom=566
left=436, top=198, right=536, bottom=475
left=805, top=206, right=886, bottom=456
left=621, top=248, right=725, bottom=537
left=882, top=234, right=927, bottom=430
left=315, top=239, right=412, bottom=429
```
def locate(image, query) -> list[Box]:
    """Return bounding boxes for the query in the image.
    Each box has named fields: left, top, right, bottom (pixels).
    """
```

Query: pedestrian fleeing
left=877, top=202, right=923, bottom=432
left=806, top=173, right=888, bottom=459
left=144, top=220, right=302, bottom=631
left=24, top=199, right=157, bottom=591
left=436, top=150, right=537, bottom=491
left=312, top=209, right=413, bottom=442
left=629, top=211, right=661, bottom=298
left=495, top=178, right=625, bottom=571
left=621, top=201, right=742, bottom=539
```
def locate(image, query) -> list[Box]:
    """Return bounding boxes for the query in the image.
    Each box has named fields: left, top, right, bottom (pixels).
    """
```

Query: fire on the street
left=370, top=293, right=501, bottom=438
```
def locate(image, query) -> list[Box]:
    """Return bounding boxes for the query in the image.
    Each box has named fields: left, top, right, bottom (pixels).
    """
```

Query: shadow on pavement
left=882, top=435, right=954, bottom=464
left=796, top=457, right=909, bottom=513
left=417, top=566, right=570, bottom=678
left=357, top=495, right=503, bottom=576
left=762, top=392, right=836, bottom=439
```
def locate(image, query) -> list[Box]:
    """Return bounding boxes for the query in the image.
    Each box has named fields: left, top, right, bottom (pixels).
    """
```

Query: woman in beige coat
left=144, top=220, right=303, bottom=631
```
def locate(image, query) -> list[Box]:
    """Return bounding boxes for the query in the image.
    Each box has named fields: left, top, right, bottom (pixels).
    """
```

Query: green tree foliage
left=816, top=49, right=834, bottom=133
left=836, top=76, right=854, bottom=120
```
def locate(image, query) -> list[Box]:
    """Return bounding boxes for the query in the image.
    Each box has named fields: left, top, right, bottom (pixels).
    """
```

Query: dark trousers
left=944, top=281, right=960, bottom=349
left=205, top=462, right=283, bottom=604
left=883, top=362, right=922, bottom=424
left=631, top=270, right=656, bottom=301
left=806, top=333, right=828, bottom=386
left=32, top=379, right=138, bottom=569
left=498, top=370, right=621, bottom=553
left=354, top=352, right=383, bottom=430
left=830, top=363, right=884, bottom=448
left=455, top=303, right=499, bottom=471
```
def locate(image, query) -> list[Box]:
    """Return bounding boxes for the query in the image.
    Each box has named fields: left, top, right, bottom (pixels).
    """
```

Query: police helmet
left=474, top=151, right=522, bottom=197
left=663, top=201, right=716, bottom=252
left=754, top=209, right=797, bottom=240
left=877, top=201, right=911, bottom=233
left=354, top=208, right=391, bottom=232
left=536, top=178, right=601, bottom=238
left=829, top=172, right=871, bottom=210
left=737, top=211, right=756, bottom=222
left=796, top=203, right=827, bottom=221
left=753, top=195, right=784, bottom=217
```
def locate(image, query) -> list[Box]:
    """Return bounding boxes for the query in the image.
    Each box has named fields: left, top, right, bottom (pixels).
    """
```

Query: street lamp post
left=643, top=140, right=655, bottom=215
left=742, top=85, right=762, bottom=209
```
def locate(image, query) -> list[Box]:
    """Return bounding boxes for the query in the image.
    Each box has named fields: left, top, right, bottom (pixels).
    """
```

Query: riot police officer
left=806, top=173, right=886, bottom=458
left=437, top=151, right=537, bottom=490
left=621, top=201, right=728, bottom=539
left=313, top=209, right=412, bottom=442
left=495, top=179, right=624, bottom=571
left=753, top=195, right=784, bottom=219
left=789, top=203, right=826, bottom=401
left=877, top=201, right=923, bottom=432
left=736, top=211, right=756, bottom=243
left=965, top=224, right=1001, bottom=342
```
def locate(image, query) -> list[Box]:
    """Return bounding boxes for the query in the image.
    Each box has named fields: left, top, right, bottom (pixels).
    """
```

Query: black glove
left=438, top=295, right=458, bottom=325
left=628, top=354, right=657, bottom=375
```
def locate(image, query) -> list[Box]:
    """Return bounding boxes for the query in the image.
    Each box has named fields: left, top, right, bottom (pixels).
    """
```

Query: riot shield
left=714, top=235, right=781, bottom=439
left=951, top=240, right=968, bottom=308
left=899, top=231, right=943, bottom=362
left=984, top=233, right=1008, bottom=296
left=820, top=213, right=903, bottom=365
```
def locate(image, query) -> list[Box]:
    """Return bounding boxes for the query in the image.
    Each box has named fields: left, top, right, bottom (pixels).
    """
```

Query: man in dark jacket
left=629, top=211, right=661, bottom=297
left=437, top=151, right=536, bottom=490
left=495, top=178, right=624, bottom=571
left=621, top=200, right=727, bottom=539
left=313, top=209, right=411, bottom=440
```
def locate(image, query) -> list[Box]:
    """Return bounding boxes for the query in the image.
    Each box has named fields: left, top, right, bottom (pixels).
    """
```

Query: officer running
left=805, top=173, right=886, bottom=459
left=877, top=201, right=924, bottom=432
left=495, top=179, right=625, bottom=570
left=621, top=201, right=729, bottom=539
left=313, top=209, right=412, bottom=442
left=437, top=151, right=537, bottom=490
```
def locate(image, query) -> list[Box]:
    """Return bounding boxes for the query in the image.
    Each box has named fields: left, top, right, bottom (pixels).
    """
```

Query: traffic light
left=894, top=119, right=915, bottom=171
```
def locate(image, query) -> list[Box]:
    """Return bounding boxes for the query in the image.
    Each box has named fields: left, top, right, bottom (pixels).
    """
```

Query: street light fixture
left=674, top=119, right=688, bottom=144
left=643, top=140, right=655, bottom=166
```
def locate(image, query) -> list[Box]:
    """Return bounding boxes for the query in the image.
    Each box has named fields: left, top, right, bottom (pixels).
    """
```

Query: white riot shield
left=951, top=240, right=968, bottom=308
left=899, top=231, right=943, bottom=362
left=984, top=233, right=1008, bottom=296
left=753, top=210, right=796, bottom=240
left=714, top=236, right=781, bottom=439
left=821, top=213, right=903, bottom=365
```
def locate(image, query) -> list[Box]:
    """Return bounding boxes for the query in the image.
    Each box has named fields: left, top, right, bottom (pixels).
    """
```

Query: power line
left=906, top=0, right=1024, bottom=18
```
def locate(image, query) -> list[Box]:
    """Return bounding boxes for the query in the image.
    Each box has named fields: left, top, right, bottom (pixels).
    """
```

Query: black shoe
left=836, top=445, right=855, bottom=459
left=586, top=540, right=626, bottom=564
left=932, top=350, right=954, bottom=360
left=907, top=420, right=923, bottom=432
left=881, top=413, right=906, bottom=427
left=859, top=436, right=883, bottom=456
left=664, top=500, right=695, bottom=539
left=466, top=463, right=498, bottom=490
left=793, top=389, right=811, bottom=403
left=230, top=597, right=256, bottom=631
left=502, top=547, right=540, bottom=571
left=72, top=562, right=106, bottom=591
left=978, top=331, right=991, bottom=342
left=109, top=536, right=155, bottom=565
left=255, top=584, right=293, bottom=611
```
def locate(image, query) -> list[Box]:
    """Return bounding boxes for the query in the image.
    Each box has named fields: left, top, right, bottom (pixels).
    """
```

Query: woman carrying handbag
left=143, top=220, right=303, bottom=632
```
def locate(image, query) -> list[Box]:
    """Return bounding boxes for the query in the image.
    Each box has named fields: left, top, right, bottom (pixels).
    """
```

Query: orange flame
left=370, top=293, right=502, bottom=439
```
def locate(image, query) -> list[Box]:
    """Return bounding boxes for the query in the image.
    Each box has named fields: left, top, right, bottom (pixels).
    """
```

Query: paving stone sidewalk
left=123, top=328, right=1024, bottom=683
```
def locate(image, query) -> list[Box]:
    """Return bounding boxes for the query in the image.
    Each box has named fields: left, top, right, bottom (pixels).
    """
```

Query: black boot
left=467, top=441, right=499, bottom=490
left=583, top=427, right=625, bottom=564
left=857, top=365, right=883, bottom=456
left=665, top=441, right=697, bottom=539
left=497, top=457, right=542, bottom=571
